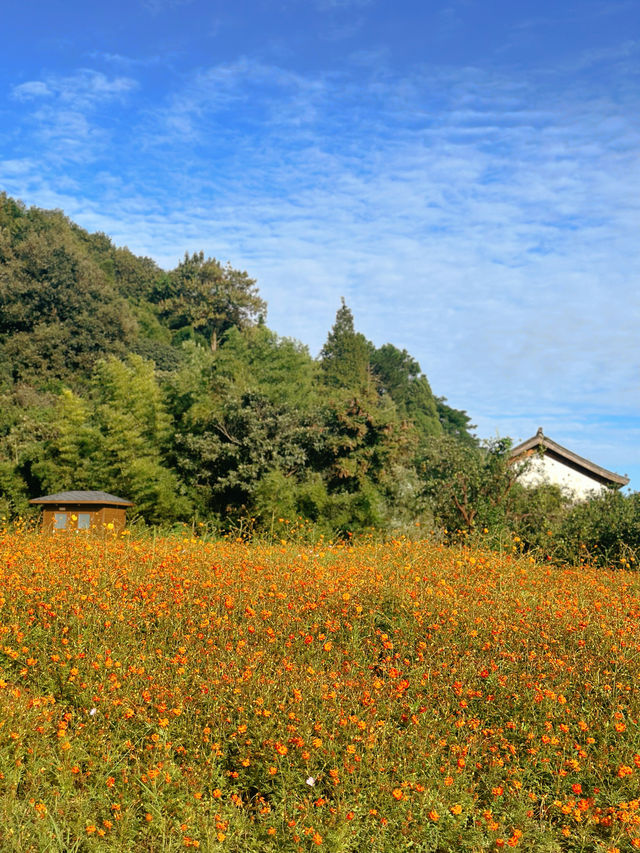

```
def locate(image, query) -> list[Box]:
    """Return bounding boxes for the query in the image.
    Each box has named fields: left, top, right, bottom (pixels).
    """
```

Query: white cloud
left=0, top=158, right=35, bottom=175
left=12, top=80, right=52, bottom=100
left=7, top=69, right=138, bottom=164
left=4, top=52, right=640, bottom=481
left=311, top=0, right=372, bottom=10
left=12, top=69, right=137, bottom=111
left=88, top=51, right=176, bottom=69
left=140, top=0, right=195, bottom=14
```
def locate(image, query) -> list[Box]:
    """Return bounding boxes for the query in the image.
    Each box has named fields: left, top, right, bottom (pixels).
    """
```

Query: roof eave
left=29, top=496, right=134, bottom=507
left=510, top=436, right=629, bottom=487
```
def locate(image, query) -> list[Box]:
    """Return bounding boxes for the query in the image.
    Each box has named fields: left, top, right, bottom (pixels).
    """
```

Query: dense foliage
left=0, top=195, right=470, bottom=531
left=1, top=193, right=637, bottom=563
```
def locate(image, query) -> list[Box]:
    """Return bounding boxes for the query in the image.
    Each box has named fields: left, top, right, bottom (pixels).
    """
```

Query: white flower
left=306, top=776, right=315, bottom=787
left=89, top=708, right=97, bottom=716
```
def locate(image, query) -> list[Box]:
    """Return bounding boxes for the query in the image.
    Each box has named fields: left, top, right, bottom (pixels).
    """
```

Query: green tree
left=0, top=381, right=60, bottom=514
left=87, top=355, right=191, bottom=522
left=319, top=300, right=373, bottom=393
left=435, top=397, right=477, bottom=445
left=164, top=341, right=216, bottom=423
left=306, top=390, right=418, bottom=534
left=0, top=199, right=138, bottom=383
left=212, top=325, right=317, bottom=409
left=175, top=390, right=310, bottom=520
left=371, top=343, right=442, bottom=440
left=314, top=394, right=409, bottom=494
left=153, top=252, right=266, bottom=351
left=419, top=436, right=516, bottom=533
left=24, top=356, right=189, bottom=523
left=29, top=389, right=99, bottom=493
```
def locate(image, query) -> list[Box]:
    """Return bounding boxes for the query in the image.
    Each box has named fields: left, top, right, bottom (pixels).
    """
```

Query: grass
left=0, top=531, right=639, bottom=851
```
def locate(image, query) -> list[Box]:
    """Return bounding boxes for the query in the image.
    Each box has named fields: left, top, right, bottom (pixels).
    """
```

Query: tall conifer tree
left=319, top=299, right=372, bottom=393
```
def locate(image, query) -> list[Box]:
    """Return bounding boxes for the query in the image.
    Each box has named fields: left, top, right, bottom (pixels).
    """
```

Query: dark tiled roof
left=510, top=428, right=629, bottom=487
left=29, top=491, right=134, bottom=507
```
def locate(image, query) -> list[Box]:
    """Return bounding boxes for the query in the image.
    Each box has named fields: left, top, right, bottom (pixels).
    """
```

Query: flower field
left=1, top=533, right=640, bottom=852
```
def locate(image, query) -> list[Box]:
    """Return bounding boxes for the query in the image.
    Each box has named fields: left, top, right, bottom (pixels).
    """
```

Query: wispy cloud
left=311, top=0, right=372, bottom=10
left=12, top=81, right=52, bottom=99
left=3, top=48, right=639, bottom=481
left=9, top=69, right=138, bottom=163
left=87, top=51, right=173, bottom=69
left=12, top=69, right=137, bottom=108
left=139, top=0, right=195, bottom=15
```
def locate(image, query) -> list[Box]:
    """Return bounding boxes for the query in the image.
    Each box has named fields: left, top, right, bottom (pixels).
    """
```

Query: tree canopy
left=5, top=192, right=573, bottom=544
left=153, top=252, right=266, bottom=351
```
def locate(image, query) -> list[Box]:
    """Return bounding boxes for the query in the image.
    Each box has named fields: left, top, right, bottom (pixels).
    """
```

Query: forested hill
left=0, top=192, right=476, bottom=533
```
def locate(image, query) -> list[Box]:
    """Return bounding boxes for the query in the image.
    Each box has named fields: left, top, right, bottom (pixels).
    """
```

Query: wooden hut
left=29, top=491, right=133, bottom=532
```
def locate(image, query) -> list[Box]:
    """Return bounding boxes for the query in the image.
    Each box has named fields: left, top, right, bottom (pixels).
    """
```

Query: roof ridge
left=29, top=490, right=134, bottom=506
left=510, top=431, right=629, bottom=486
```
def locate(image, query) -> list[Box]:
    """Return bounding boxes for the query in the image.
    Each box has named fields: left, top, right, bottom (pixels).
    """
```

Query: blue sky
left=2, top=0, right=639, bottom=487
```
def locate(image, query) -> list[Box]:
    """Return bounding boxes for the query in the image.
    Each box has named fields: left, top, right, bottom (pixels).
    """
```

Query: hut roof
left=29, top=490, right=134, bottom=507
left=510, top=428, right=629, bottom=488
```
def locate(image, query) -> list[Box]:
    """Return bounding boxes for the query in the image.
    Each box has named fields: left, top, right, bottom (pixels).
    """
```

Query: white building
left=510, top=428, right=629, bottom=500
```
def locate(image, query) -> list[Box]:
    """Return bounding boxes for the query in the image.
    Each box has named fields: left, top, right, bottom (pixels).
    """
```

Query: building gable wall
left=516, top=453, right=607, bottom=499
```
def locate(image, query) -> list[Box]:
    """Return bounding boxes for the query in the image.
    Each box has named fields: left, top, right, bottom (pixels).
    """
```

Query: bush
left=554, top=489, right=640, bottom=568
